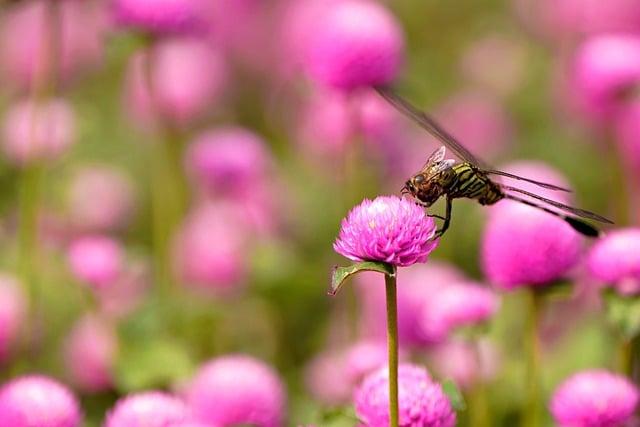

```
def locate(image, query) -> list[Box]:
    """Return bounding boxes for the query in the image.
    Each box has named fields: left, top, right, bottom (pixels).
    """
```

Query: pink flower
left=354, top=364, right=456, bottom=427
left=0, top=375, right=82, bottom=427
left=570, top=34, right=640, bottom=122
left=481, top=162, right=582, bottom=289
left=67, top=235, right=124, bottom=289
left=185, top=127, right=271, bottom=196
left=112, top=0, right=210, bottom=35
left=430, top=339, right=501, bottom=391
left=550, top=370, right=639, bottom=427
left=125, top=38, right=227, bottom=129
left=587, top=228, right=640, bottom=295
left=305, top=340, right=389, bottom=405
left=187, top=355, right=286, bottom=427
left=105, top=391, right=191, bottom=427
left=334, top=196, right=439, bottom=267
left=2, top=98, right=76, bottom=166
left=64, top=314, right=116, bottom=392
left=96, top=260, right=149, bottom=319
left=615, top=100, right=640, bottom=172
left=304, top=0, right=405, bottom=90
left=67, top=165, right=136, bottom=232
left=0, top=0, right=105, bottom=90
left=0, top=274, right=25, bottom=362
left=172, top=203, right=247, bottom=295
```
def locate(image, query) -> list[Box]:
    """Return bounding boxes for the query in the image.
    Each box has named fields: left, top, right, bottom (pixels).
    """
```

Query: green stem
left=385, top=270, right=399, bottom=427
left=524, top=290, right=542, bottom=427
left=469, top=340, right=491, bottom=427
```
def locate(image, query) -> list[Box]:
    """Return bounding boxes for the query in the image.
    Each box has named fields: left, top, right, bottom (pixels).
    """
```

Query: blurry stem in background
left=468, top=340, right=491, bottom=427
left=385, top=269, right=399, bottom=427
left=524, top=290, right=542, bottom=427
left=620, top=335, right=639, bottom=381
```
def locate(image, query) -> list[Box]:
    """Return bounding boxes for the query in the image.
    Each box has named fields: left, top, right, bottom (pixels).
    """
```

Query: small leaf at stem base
left=329, top=261, right=395, bottom=296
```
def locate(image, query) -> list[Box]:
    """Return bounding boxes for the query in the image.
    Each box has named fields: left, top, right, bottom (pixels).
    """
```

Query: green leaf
left=329, top=261, right=395, bottom=296
left=604, top=290, right=640, bottom=339
left=442, top=379, right=466, bottom=411
left=114, top=338, right=196, bottom=392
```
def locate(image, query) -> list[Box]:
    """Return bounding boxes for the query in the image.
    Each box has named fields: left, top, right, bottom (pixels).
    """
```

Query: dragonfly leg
left=428, top=213, right=446, bottom=221
left=434, top=197, right=452, bottom=238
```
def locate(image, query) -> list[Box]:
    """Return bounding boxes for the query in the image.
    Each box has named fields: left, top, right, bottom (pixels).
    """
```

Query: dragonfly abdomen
left=447, top=163, right=503, bottom=204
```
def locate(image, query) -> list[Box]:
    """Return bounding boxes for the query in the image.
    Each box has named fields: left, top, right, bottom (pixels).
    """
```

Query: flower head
left=112, top=0, right=210, bottom=35
left=550, top=370, right=639, bottom=427
left=587, top=228, right=640, bottom=295
left=354, top=364, right=456, bottom=427
left=67, top=235, right=124, bottom=289
left=334, top=196, right=438, bottom=267
left=0, top=375, right=82, bottom=427
left=105, top=391, right=191, bottom=427
left=304, top=0, right=405, bottom=90
left=187, top=355, right=286, bottom=427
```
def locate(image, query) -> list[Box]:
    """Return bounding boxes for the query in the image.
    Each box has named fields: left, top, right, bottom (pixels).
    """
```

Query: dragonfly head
left=403, top=173, right=443, bottom=207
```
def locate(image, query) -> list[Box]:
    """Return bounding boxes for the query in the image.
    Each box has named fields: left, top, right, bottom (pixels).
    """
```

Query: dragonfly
left=375, top=86, right=613, bottom=238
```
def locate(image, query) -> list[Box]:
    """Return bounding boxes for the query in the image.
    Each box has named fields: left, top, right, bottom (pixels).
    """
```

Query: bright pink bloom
left=570, top=34, right=640, bottom=122
left=0, top=275, right=25, bottom=361
left=125, top=38, right=227, bottom=129
left=64, top=314, right=116, bottom=392
left=0, top=0, right=105, bottom=90
left=185, top=127, right=271, bottom=196
left=172, top=203, right=247, bottom=295
left=67, top=235, right=124, bottom=289
left=0, top=375, right=82, bottom=427
left=187, top=355, right=286, bottom=427
left=354, top=364, right=456, bottom=427
left=481, top=162, right=582, bottom=289
left=587, top=228, right=640, bottom=295
left=305, top=341, right=389, bottom=405
left=304, top=0, right=404, bottom=90
left=334, top=196, right=439, bottom=267
left=550, top=370, right=639, bottom=427
left=105, top=391, right=191, bottom=427
left=2, top=98, right=76, bottom=166
left=67, top=165, right=136, bottom=232
left=112, top=0, right=210, bottom=35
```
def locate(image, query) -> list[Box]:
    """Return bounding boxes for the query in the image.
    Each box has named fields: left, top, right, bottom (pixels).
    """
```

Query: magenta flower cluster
left=334, top=196, right=439, bottom=267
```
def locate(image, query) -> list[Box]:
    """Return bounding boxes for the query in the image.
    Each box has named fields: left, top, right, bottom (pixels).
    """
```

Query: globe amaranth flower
left=430, top=339, right=501, bottom=391
left=105, top=391, right=191, bottom=427
left=481, top=162, right=581, bottom=289
left=550, top=370, right=639, bottom=427
left=64, top=314, right=117, bottom=392
left=0, top=375, right=82, bottom=427
left=0, top=274, right=25, bottom=362
left=354, top=363, right=456, bottom=427
left=304, top=0, right=405, bottom=90
left=67, top=235, right=124, bottom=289
left=334, top=196, right=439, bottom=267
left=587, top=228, right=640, bottom=295
left=112, top=0, right=210, bottom=35
left=2, top=98, right=76, bottom=166
left=187, top=355, right=286, bottom=427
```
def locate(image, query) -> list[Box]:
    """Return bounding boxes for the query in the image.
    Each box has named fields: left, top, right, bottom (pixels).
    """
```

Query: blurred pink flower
left=481, top=162, right=582, bottom=289
left=112, top=0, right=210, bottom=35
left=304, top=0, right=404, bottom=90
left=185, top=127, right=271, bottom=196
left=96, top=260, right=149, bottom=319
left=0, top=375, right=82, bottom=427
left=187, top=355, right=286, bottom=427
left=105, top=391, right=191, bottom=427
left=0, top=274, right=25, bottom=362
left=358, top=263, right=498, bottom=346
left=0, top=0, right=105, bottom=90
left=570, top=34, right=640, bottom=123
left=67, top=165, right=136, bottom=233
left=125, top=38, right=228, bottom=129
left=334, top=196, right=439, bottom=267
left=172, top=203, right=247, bottom=295
left=305, top=340, right=389, bottom=405
left=2, top=98, right=76, bottom=166
left=550, top=370, right=639, bottom=427
left=64, top=314, right=116, bottom=392
left=354, top=364, right=455, bottom=427
left=615, top=101, right=640, bottom=172
left=67, top=235, right=124, bottom=289
left=430, top=339, right=501, bottom=391
left=587, top=228, right=640, bottom=295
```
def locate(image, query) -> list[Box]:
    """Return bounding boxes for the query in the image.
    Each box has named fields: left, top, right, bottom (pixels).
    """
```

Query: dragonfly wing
left=502, top=185, right=613, bottom=223
left=485, top=170, right=572, bottom=192
left=375, top=86, right=489, bottom=169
